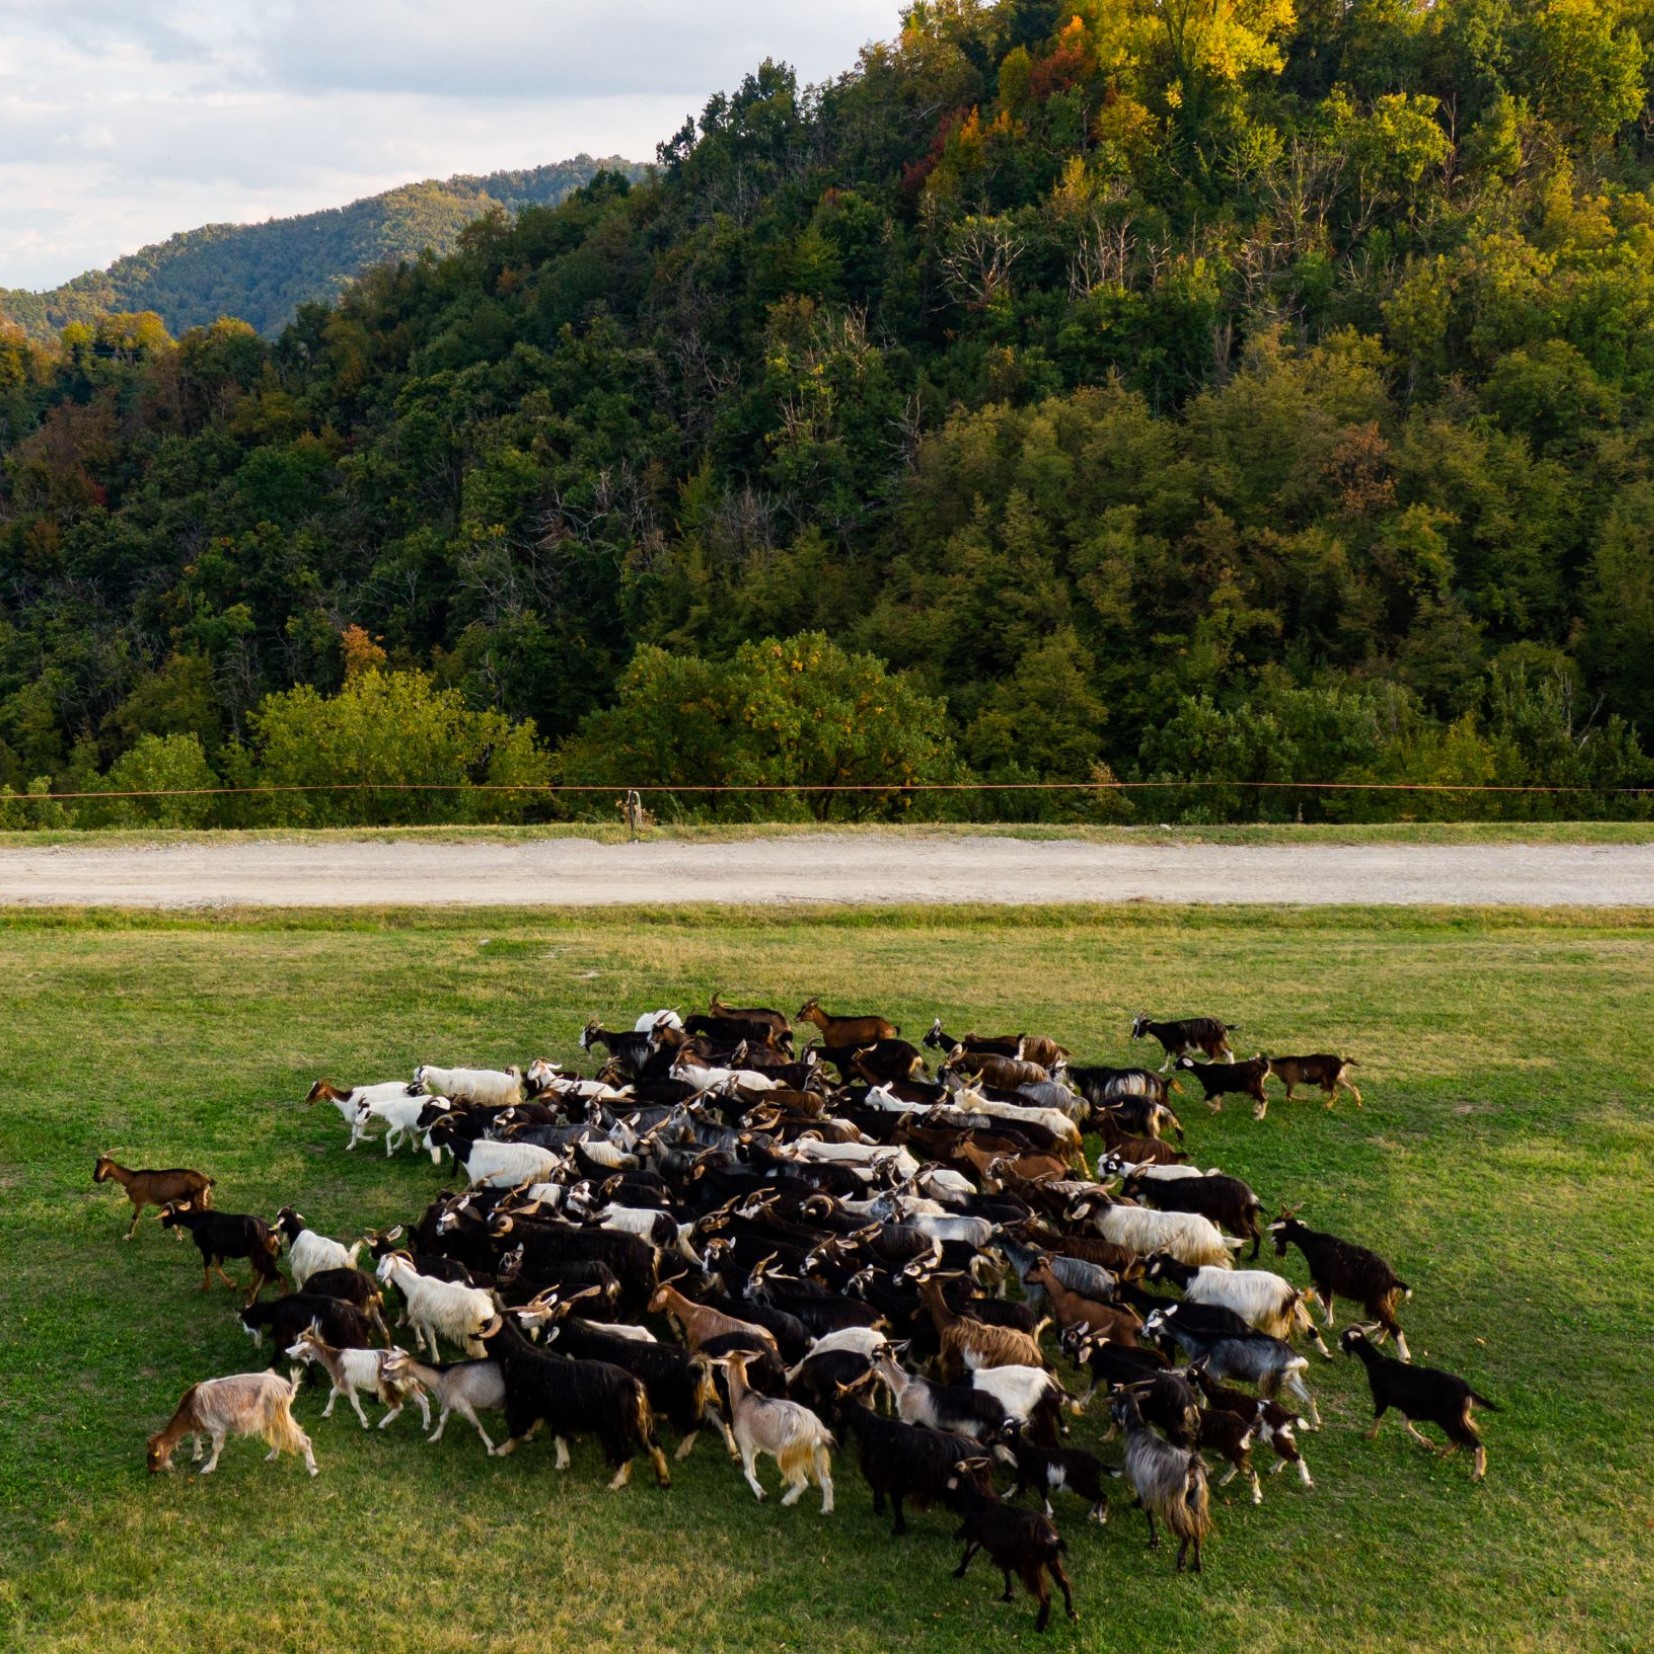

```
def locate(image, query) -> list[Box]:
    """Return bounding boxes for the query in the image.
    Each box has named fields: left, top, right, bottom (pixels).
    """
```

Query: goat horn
left=478, top=1313, right=504, bottom=1337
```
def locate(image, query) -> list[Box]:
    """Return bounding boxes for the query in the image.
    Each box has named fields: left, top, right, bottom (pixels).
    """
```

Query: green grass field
left=1, top=906, right=1649, bottom=1652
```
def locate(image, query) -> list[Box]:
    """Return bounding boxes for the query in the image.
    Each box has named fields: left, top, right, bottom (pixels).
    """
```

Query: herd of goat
left=105, top=1000, right=1498, bottom=1631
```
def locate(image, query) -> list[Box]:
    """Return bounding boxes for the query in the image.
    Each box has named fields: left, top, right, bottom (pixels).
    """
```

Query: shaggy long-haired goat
left=1111, top=1391, right=1210, bottom=1571
left=147, top=1372, right=316, bottom=1477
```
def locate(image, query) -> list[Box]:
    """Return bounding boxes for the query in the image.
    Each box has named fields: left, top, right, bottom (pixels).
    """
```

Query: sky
left=0, top=0, right=902, bottom=291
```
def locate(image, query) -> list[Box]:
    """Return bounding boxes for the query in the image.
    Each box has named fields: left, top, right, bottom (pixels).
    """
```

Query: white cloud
left=0, top=0, right=900, bottom=290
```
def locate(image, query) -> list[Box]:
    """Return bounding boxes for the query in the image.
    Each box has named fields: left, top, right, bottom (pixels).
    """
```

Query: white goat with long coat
left=146, top=1372, right=317, bottom=1476
left=376, top=1252, right=496, bottom=1357
left=414, top=1064, right=524, bottom=1107
left=715, top=1350, right=835, bottom=1513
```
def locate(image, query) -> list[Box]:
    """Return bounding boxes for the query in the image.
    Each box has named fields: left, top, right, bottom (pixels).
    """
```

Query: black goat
left=1174, top=1055, right=1271, bottom=1116
left=945, top=1468, right=1078, bottom=1632
left=239, top=1294, right=374, bottom=1365
left=160, top=1205, right=282, bottom=1304
left=483, top=1310, right=670, bottom=1488
left=1190, top=1364, right=1313, bottom=1490
left=487, top=1213, right=658, bottom=1314
left=1193, top=1407, right=1259, bottom=1504
left=786, top=1347, right=878, bottom=1419
left=1131, top=1014, right=1236, bottom=1069
left=1341, top=1327, right=1496, bottom=1480
left=1060, top=1327, right=1169, bottom=1414
left=1271, top=1210, right=1412, bottom=1360
left=838, top=1391, right=992, bottom=1536
left=298, top=1266, right=390, bottom=1343
left=542, top=1315, right=730, bottom=1463
left=1007, top=1430, right=1114, bottom=1524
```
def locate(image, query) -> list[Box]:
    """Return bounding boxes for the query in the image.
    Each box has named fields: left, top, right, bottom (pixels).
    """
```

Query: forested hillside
left=0, top=156, right=644, bottom=341
left=3, top=0, right=1653, bottom=825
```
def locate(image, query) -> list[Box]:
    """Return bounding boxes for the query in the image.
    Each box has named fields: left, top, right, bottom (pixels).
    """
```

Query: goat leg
left=1052, top=1554, right=1078, bottom=1620
left=124, top=1204, right=143, bottom=1241
left=952, top=1539, right=980, bottom=1579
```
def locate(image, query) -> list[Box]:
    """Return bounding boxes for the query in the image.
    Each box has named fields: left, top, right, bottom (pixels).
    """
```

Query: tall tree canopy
left=3, top=0, right=1653, bottom=821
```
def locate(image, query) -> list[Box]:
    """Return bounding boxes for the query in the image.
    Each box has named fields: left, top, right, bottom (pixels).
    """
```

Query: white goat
left=970, top=1364, right=1073, bottom=1429
left=350, top=1091, right=445, bottom=1156
left=413, top=1063, right=523, bottom=1107
left=1183, top=1267, right=1328, bottom=1353
left=273, top=1208, right=362, bottom=1291
left=1083, top=1203, right=1239, bottom=1269
left=459, top=1139, right=562, bottom=1189
left=285, top=1326, right=431, bottom=1430
left=147, top=1371, right=316, bottom=1477
left=911, top=1166, right=977, bottom=1205
left=888, top=1206, right=996, bottom=1248
left=381, top=1349, right=506, bottom=1452
left=375, top=1252, right=496, bottom=1358
left=525, top=1059, right=631, bottom=1105
left=306, top=1078, right=413, bottom=1134
left=716, top=1350, right=835, bottom=1513
left=783, top=1139, right=920, bottom=1179
left=862, top=1084, right=932, bottom=1115
left=945, top=1085, right=1085, bottom=1154
left=790, top=1326, right=889, bottom=1367
left=634, top=1009, right=684, bottom=1033
left=671, top=1055, right=779, bottom=1094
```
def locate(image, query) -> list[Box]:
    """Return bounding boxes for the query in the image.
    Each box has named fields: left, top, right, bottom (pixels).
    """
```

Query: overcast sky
left=0, top=0, right=901, bottom=291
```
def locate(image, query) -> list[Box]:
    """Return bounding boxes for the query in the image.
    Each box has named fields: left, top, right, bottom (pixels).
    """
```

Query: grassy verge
left=3, top=819, right=1654, bottom=849
left=1, top=905, right=1649, bottom=1652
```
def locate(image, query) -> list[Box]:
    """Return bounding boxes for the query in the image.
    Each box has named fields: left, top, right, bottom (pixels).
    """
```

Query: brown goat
left=954, top=1139, right=1071, bottom=1190
left=796, top=998, right=899, bottom=1047
left=1096, top=1115, right=1187, bottom=1167
left=94, top=1155, right=214, bottom=1240
left=945, top=1047, right=1052, bottom=1091
left=1263, top=1054, right=1363, bottom=1111
left=648, top=1281, right=779, bottom=1356
left=1016, top=1035, right=1070, bottom=1072
left=1026, top=1260, right=1144, bottom=1346
left=709, top=993, right=792, bottom=1042
left=918, top=1274, right=1049, bottom=1381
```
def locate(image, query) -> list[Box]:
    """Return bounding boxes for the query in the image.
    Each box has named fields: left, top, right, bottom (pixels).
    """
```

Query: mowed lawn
left=0, top=905, right=1649, bottom=1653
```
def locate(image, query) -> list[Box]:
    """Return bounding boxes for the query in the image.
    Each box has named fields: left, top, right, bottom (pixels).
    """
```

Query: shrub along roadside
left=1, top=632, right=1649, bottom=829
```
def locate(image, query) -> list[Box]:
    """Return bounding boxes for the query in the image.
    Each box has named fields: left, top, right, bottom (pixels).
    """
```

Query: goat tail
left=1468, top=1390, right=1500, bottom=1412
left=689, top=1355, right=720, bottom=1418
left=1180, top=1455, right=1212, bottom=1540
left=631, top=1385, right=657, bottom=1450
left=260, top=1386, right=310, bottom=1459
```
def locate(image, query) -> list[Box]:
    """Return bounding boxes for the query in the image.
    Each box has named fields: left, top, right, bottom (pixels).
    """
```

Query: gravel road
left=0, top=834, right=1648, bottom=907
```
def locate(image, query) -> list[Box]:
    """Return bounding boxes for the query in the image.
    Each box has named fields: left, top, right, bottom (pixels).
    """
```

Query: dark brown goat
left=1261, top=1054, right=1362, bottom=1112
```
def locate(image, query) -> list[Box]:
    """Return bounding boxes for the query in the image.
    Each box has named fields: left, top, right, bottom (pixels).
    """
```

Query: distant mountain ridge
left=0, top=154, right=647, bottom=341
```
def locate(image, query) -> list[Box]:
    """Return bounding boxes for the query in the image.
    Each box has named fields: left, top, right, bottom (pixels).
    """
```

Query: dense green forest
left=0, top=156, right=644, bottom=342
left=3, top=0, right=1654, bottom=826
